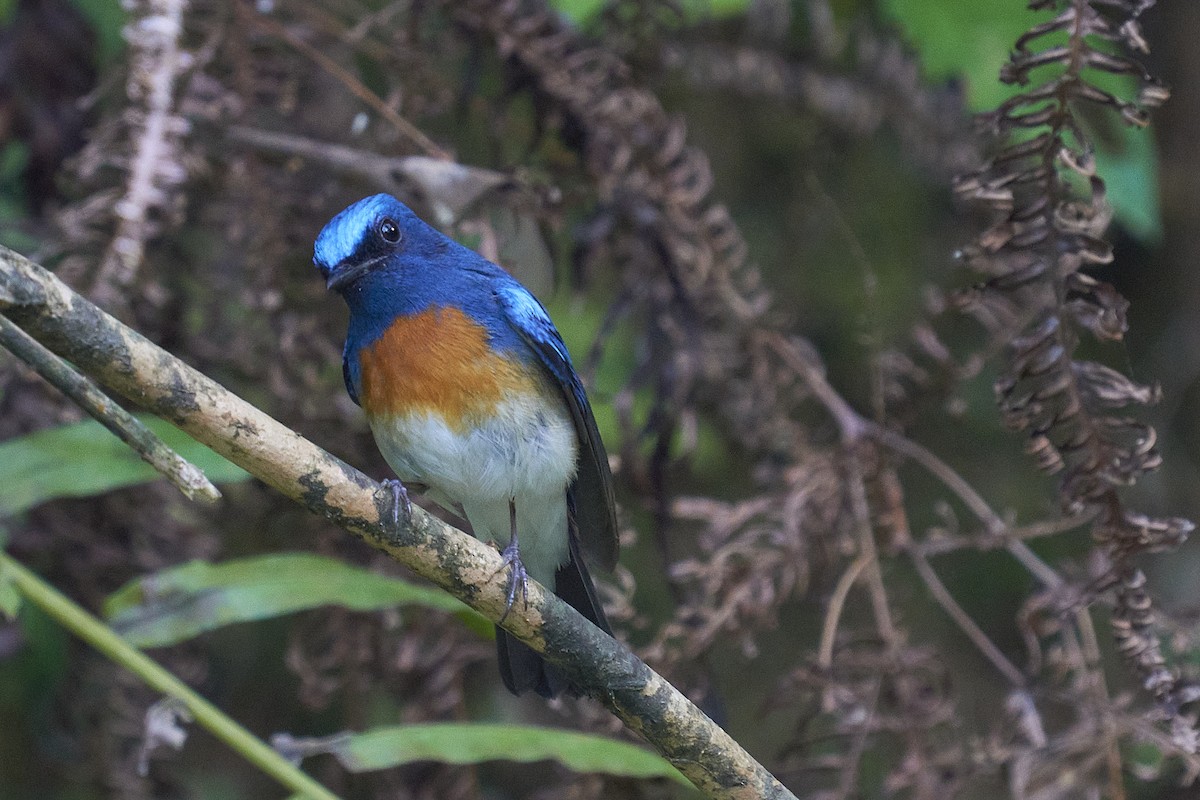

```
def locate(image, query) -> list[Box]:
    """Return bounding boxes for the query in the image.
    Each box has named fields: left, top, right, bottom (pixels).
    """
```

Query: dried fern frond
left=955, top=0, right=1196, bottom=750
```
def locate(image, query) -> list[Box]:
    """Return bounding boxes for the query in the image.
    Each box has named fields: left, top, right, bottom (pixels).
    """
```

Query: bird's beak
left=325, top=259, right=374, bottom=292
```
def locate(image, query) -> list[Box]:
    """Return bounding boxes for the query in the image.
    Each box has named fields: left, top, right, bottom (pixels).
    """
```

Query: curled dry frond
left=956, top=0, right=1196, bottom=748
left=646, top=455, right=842, bottom=663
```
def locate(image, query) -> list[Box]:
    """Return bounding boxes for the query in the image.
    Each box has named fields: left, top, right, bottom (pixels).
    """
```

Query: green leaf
left=105, top=553, right=489, bottom=647
left=0, top=416, right=250, bottom=517
left=1124, top=738, right=1165, bottom=775
left=304, top=723, right=690, bottom=785
left=551, top=0, right=747, bottom=25
left=880, top=0, right=1160, bottom=238
left=549, top=0, right=606, bottom=22
left=0, top=560, right=21, bottom=619
left=70, top=0, right=128, bottom=65
left=1095, top=123, right=1162, bottom=242
left=880, top=0, right=1040, bottom=111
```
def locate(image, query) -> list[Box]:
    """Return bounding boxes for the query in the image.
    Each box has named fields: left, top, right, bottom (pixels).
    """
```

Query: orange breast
left=358, top=306, right=537, bottom=430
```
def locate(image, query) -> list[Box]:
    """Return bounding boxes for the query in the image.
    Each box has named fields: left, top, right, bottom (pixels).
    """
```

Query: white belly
left=368, top=394, right=578, bottom=582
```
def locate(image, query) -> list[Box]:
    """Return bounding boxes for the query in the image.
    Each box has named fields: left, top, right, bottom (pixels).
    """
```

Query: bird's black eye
left=378, top=218, right=401, bottom=244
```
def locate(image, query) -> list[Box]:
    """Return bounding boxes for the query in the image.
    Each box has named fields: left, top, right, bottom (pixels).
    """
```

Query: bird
left=313, top=193, right=618, bottom=697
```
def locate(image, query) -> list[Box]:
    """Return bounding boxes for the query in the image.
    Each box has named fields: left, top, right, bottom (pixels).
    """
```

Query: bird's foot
left=496, top=538, right=530, bottom=624
left=379, top=479, right=412, bottom=529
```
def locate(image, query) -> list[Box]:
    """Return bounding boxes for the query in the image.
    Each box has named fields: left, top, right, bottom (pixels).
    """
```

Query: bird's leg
left=497, top=498, right=529, bottom=623
left=379, top=478, right=412, bottom=529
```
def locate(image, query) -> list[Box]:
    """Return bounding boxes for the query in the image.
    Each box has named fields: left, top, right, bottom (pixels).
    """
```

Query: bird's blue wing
left=495, top=283, right=618, bottom=571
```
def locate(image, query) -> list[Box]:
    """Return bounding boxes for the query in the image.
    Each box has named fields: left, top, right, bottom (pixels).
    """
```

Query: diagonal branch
left=0, top=314, right=220, bottom=503
left=0, top=244, right=795, bottom=800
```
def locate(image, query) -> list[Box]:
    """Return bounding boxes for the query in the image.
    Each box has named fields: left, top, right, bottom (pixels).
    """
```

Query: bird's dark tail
left=496, top=533, right=610, bottom=698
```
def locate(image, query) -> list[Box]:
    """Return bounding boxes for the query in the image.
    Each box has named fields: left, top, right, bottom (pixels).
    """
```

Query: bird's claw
left=380, top=479, right=411, bottom=529
left=496, top=539, right=529, bottom=624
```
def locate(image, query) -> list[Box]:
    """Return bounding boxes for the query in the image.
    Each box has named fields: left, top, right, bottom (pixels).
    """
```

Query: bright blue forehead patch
left=313, top=194, right=407, bottom=270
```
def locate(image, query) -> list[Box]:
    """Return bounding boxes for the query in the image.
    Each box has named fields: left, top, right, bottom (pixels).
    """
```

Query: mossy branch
left=0, top=244, right=795, bottom=800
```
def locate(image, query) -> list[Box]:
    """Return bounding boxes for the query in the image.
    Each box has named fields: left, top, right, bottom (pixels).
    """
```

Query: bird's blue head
left=314, top=194, right=432, bottom=293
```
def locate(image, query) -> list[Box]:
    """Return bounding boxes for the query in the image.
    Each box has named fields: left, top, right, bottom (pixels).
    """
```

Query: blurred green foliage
left=0, top=417, right=249, bottom=517
left=67, top=0, right=125, bottom=64
left=552, top=0, right=749, bottom=24
left=294, top=722, right=692, bottom=786
left=881, top=0, right=1040, bottom=110
left=0, top=142, right=35, bottom=251
left=881, top=0, right=1161, bottom=238
left=104, top=553, right=489, bottom=647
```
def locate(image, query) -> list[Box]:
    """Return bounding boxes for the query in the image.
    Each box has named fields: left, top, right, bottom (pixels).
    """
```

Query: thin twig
left=845, top=452, right=901, bottom=648
left=868, top=426, right=1065, bottom=590
left=767, top=329, right=1067, bottom=591
left=225, top=126, right=513, bottom=224
left=818, top=555, right=871, bottom=669
left=762, top=332, right=865, bottom=440
left=1075, top=607, right=1127, bottom=800
left=246, top=8, right=448, bottom=159
left=873, top=429, right=1070, bottom=592
left=911, top=514, right=1091, bottom=557
left=767, top=330, right=1043, bottom=680
left=909, top=548, right=1027, bottom=687
left=833, top=679, right=880, bottom=800
left=867, top=425, right=1003, bottom=534
left=226, top=125, right=411, bottom=194
left=0, top=313, right=220, bottom=503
